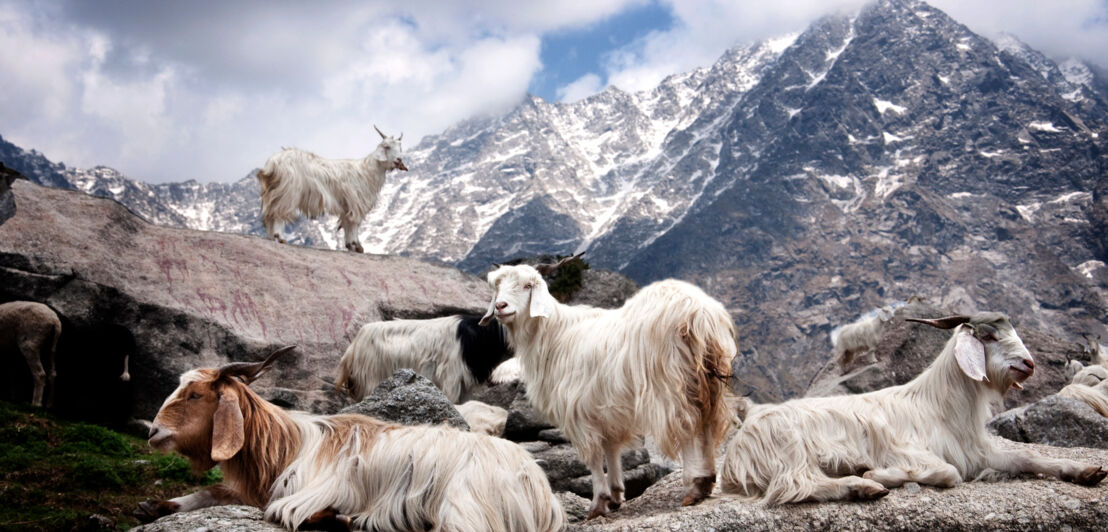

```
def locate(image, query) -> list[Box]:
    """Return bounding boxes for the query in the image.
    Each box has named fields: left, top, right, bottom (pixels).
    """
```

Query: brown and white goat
left=721, top=313, right=1107, bottom=505
left=139, top=346, right=564, bottom=531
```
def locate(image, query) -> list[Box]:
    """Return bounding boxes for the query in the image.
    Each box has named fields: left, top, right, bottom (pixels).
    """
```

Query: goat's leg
left=603, top=441, right=626, bottom=509
left=863, top=451, right=961, bottom=489
left=340, top=218, right=363, bottom=253
left=20, top=338, right=46, bottom=407
left=679, top=423, right=718, bottom=506
left=989, top=448, right=1107, bottom=486
left=135, top=484, right=241, bottom=523
left=582, top=447, right=613, bottom=520
left=267, top=219, right=287, bottom=243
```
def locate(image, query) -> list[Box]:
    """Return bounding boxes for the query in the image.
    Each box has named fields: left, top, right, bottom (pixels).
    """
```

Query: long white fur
left=265, top=413, right=562, bottom=532
left=482, top=265, right=737, bottom=516
left=1060, top=361, right=1108, bottom=417
left=337, top=316, right=479, bottom=403
left=721, top=312, right=1107, bottom=504
left=0, top=301, right=61, bottom=407
left=256, top=131, right=405, bottom=252
left=455, top=400, right=508, bottom=436
left=832, top=306, right=894, bottom=367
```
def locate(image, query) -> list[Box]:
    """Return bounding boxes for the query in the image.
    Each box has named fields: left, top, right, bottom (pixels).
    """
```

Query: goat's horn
left=218, top=345, right=297, bottom=384
left=374, top=125, right=386, bottom=139
left=535, top=252, right=586, bottom=276
left=905, top=316, right=972, bottom=330
left=398, top=132, right=403, bottom=141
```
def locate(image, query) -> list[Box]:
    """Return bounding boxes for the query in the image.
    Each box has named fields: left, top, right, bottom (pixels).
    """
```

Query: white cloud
left=557, top=73, right=605, bottom=102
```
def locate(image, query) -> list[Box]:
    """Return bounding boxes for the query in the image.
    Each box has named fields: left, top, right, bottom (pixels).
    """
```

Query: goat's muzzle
left=394, top=158, right=408, bottom=171
left=147, top=423, right=173, bottom=449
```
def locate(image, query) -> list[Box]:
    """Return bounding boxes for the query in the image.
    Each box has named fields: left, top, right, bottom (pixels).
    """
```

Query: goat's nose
left=148, top=425, right=160, bottom=440
left=1024, top=358, right=1036, bottom=372
left=496, top=301, right=508, bottom=311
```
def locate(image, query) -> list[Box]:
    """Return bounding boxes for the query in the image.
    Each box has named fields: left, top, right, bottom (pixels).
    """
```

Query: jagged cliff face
left=3, top=0, right=1105, bottom=400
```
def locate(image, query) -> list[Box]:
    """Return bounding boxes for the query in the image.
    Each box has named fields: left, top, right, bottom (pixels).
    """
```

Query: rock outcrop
left=0, top=180, right=490, bottom=419
left=339, top=369, right=469, bottom=430
left=990, top=394, right=1108, bottom=449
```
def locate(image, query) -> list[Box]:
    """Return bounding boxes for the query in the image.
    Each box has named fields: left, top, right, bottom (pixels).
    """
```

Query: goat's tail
left=683, top=303, right=738, bottom=447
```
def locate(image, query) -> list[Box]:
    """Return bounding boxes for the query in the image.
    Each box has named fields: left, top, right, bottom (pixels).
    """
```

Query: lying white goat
left=257, top=126, right=407, bottom=253
left=481, top=254, right=737, bottom=518
left=721, top=313, right=1107, bottom=504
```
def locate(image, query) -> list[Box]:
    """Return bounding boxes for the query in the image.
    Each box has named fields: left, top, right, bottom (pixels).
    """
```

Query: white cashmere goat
left=480, top=256, right=737, bottom=519
left=257, top=126, right=408, bottom=253
left=336, top=315, right=512, bottom=403
left=833, top=306, right=895, bottom=368
left=140, top=346, right=564, bottom=531
left=1060, top=360, right=1108, bottom=417
left=0, top=301, right=61, bottom=407
left=721, top=313, right=1107, bottom=505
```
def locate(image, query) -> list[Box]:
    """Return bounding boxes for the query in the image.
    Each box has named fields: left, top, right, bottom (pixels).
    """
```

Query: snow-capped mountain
left=4, top=0, right=1106, bottom=401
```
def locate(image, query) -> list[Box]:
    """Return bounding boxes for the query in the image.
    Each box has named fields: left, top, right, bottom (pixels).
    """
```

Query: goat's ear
left=211, top=388, right=245, bottom=462
left=528, top=280, right=555, bottom=319
left=479, top=297, right=497, bottom=326
left=954, top=329, right=988, bottom=382
left=1067, top=360, right=1085, bottom=379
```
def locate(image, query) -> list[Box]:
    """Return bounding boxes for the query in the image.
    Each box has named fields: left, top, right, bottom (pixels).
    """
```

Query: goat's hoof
left=299, top=507, right=353, bottom=531
left=609, top=489, right=624, bottom=510
left=134, top=499, right=179, bottom=523
left=849, top=481, right=889, bottom=501
left=586, top=494, right=613, bottom=520
left=272, top=235, right=286, bottom=244
left=345, top=242, right=364, bottom=253
left=1072, top=466, right=1107, bottom=486
left=681, top=475, right=716, bottom=506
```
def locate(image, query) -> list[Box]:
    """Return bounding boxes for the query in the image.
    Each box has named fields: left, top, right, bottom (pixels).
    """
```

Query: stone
left=339, top=369, right=468, bottom=430
left=0, top=180, right=490, bottom=420
left=132, top=505, right=282, bottom=532
left=568, top=442, right=1108, bottom=531
left=989, top=395, right=1108, bottom=449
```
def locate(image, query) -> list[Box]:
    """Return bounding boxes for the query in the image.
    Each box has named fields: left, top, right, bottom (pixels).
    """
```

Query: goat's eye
left=188, top=392, right=203, bottom=400
left=980, top=332, right=997, bottom=342
left=523, top=283, right=533, bottom=290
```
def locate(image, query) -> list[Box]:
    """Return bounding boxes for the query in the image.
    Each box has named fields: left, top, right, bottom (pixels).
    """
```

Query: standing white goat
left=256, top=126, right=408, bottom=253
left=721, top=313, right=1107, bottom=505
left=480, top=255, right=737, bottom=519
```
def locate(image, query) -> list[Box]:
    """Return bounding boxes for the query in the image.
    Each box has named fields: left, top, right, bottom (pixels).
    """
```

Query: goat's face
left=955, top=313, right=1035, bottom=393
left=373, top=136, right=408, bottom=171
left=479, top=265, right=555, bottom=327
left=148, top=369, right=246, bottom=471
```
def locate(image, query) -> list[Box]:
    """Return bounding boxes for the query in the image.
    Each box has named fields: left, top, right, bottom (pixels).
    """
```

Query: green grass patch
left=0, top=400, right=221, bottom=531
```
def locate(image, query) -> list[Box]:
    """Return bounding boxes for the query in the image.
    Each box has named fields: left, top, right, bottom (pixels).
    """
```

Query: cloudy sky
left=1, top=0, right=1105, bottom=183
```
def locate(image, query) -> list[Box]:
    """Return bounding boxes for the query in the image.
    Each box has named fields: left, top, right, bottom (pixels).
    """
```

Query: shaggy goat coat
left=482, top=265, right=736, bottom=516
left=721, top=313, right=1107, bottom=505
left=336, top=315, right=512, bottom=403
left=150, top=364, right=563, bottom=532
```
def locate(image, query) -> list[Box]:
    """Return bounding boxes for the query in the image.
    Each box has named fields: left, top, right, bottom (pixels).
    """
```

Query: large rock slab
left=339, top=369, right=468, bottom=430
left=0, top=180, right=490, bottom=419
left=571, top=441, right=1108, bottom=531
left=990, top=394, right=1108, bottom=449
left=132, top=505, right=282, bottom=532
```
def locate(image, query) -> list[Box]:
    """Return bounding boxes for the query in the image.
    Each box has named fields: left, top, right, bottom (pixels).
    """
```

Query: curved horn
left=535, top=252, right=586, bottom=277
left=374, top=125, right=386, bottom=139
left=217, top=345, right=297, bottom=384
left=905, top=316, right=972, bottom=330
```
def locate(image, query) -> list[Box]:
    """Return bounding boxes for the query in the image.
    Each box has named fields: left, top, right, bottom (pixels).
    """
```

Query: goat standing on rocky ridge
left=721, top=313, right=1107, bottom=504
left=139, top=346, right=564, bottom=531
left=257, top=126, right=407, bottom=253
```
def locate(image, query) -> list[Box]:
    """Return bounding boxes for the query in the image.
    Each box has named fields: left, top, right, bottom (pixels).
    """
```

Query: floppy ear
left=954, top=329, right=988, bottom=382
left=479, top=297, right=497, bottom=326
left=528, top=280, right=555, bottom=319
left=211, top=389, right=245, bottom=462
